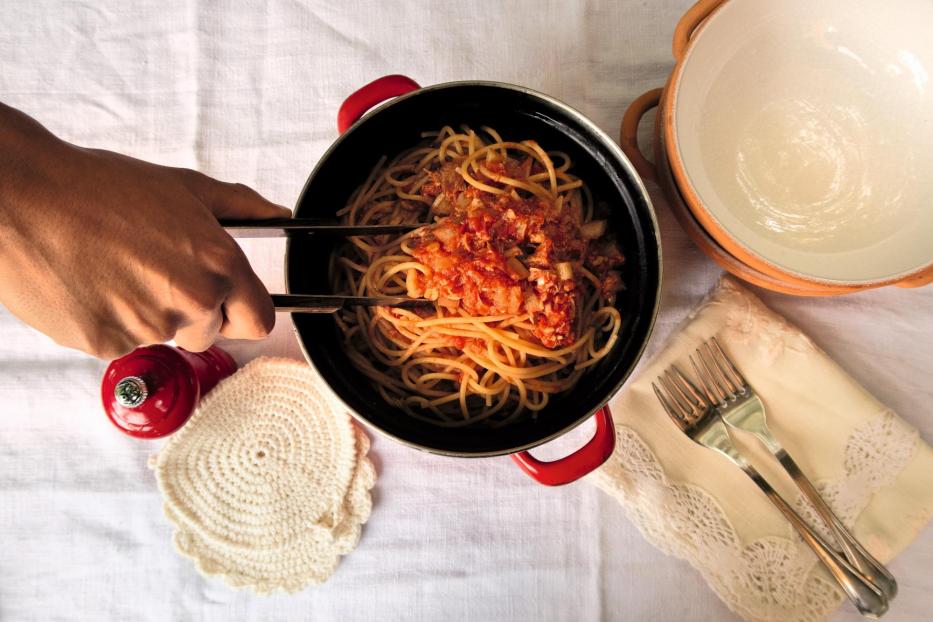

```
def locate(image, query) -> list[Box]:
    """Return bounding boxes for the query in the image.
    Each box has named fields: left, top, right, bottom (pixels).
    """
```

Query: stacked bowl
left=621, top=0, right=933, bottom=295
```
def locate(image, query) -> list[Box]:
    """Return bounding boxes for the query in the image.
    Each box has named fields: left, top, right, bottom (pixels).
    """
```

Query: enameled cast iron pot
left=285, top=76, right=662, bottom=485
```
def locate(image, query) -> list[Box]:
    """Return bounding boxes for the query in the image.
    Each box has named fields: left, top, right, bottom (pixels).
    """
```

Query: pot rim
left=284, top=79, right=663, bottom=457
left=661, top=0, right=933, bottom=289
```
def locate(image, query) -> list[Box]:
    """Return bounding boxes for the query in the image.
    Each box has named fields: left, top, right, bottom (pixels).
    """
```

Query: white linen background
left=0, top=1, right=930, bottom=620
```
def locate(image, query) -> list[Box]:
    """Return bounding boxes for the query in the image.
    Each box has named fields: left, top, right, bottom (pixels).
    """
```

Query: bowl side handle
left=619, top=88, right=663, bottom=180
left=672, top=0, right=727, bottom=60
left=510, top=406, right=615, bottom=486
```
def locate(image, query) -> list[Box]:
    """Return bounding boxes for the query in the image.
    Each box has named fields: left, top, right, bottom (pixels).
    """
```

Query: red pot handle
left=511, top=406, right=616, bottom=486
left=337, top=75, right=421, bottom=134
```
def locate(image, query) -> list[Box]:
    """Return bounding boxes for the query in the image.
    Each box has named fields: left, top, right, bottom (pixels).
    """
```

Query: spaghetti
left=330, top=126, right=625, bottom=427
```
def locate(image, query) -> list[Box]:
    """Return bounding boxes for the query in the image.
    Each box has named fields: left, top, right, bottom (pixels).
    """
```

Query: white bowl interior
left=674, top=0, right=933, bottom=283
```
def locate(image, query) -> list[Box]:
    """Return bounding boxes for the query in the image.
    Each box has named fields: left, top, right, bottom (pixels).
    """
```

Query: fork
left=693, top=337, right=897, bottom=601
left=653, top=367, right=888, bottom=618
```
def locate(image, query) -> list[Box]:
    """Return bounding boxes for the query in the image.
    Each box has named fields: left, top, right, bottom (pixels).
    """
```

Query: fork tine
left=710, top=336, right=748, bottom=391
left=689, top=354, right=719, bottom=405
left=667, top=364, right=710, bottom=409
left=702, top=341, right=739, bottom=398
left=701, top=341, right=738, bottom=395
left=695, top=346, right=729, bottom=403
left=663, top=370, right=695, bottom=411
left=702, top=341, right=738, bottom=396
left=652, top=381, right=687, bottom=430
left=659, top=374, right=695, bottom=419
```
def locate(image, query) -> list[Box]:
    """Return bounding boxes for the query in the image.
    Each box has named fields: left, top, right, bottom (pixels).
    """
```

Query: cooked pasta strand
left=330, top=126, right=623, bottom=426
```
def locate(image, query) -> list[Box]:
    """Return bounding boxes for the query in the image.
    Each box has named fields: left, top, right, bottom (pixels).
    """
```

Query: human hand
left=0, top=103, right=289, bottom=358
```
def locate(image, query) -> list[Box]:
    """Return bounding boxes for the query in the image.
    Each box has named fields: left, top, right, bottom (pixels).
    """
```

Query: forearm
left=1, top=109, right=55, bottom=284
left=0, top=103, right=69, bottom=237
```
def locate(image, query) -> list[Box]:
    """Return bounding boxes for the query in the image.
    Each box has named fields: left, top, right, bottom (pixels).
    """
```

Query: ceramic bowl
left=625, top=0, right=933, bottom=292
left=620, top=87, right=859, bottom=296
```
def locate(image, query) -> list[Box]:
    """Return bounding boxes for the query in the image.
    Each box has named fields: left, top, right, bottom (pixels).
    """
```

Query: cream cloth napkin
left=591, top=276, right=933, bottom=622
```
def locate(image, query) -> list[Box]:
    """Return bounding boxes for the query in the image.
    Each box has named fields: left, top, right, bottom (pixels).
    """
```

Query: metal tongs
left=221, top=217, right=423, bottom=238
left=220, top=218, right=433, bottom=313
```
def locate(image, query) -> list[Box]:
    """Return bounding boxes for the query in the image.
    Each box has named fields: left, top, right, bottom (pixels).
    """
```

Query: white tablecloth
left=1, top=2, right=930, bottom=620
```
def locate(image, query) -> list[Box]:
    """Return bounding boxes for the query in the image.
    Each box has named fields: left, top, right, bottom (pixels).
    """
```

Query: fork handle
left=744, top=466, right=888, bottom=618
left=778, top=451, right=898, bottom=600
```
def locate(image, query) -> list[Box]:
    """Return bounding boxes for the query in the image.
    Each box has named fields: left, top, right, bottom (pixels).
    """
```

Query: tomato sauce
left=409, top=161, right=623, bottom=349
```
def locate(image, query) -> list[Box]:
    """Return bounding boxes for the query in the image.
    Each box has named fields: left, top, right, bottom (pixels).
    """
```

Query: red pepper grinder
left=101, top=344, right=237, bottom=439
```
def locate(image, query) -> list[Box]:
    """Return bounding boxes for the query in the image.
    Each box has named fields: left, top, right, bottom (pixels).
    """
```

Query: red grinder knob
left=101, top=344, right=237, bottom=439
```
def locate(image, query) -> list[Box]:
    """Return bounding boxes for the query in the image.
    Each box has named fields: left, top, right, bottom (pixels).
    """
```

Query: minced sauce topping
left=407, top=160, right=623, bottom=349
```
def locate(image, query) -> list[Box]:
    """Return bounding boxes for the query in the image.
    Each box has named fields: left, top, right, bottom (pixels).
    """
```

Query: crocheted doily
left=150, top=357, right=376, bottom=594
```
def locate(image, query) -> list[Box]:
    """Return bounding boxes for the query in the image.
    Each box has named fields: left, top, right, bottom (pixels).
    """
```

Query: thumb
left=199, top=178, right=292, bottom=220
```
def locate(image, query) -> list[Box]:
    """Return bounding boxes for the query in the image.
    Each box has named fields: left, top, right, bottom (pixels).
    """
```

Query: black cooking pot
left=285, top=76, right=661, bottom=485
